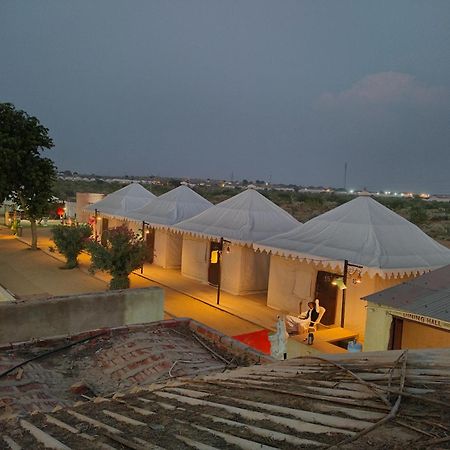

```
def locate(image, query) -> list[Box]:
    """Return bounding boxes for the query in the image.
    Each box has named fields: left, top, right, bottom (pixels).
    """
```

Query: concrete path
left=0, top=226, right=261, bottom=336
left=2, top=225, right=354, bottom=356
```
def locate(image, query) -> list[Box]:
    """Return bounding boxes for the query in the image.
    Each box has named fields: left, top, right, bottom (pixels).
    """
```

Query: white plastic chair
left=308, top=306, right=326, bottom=332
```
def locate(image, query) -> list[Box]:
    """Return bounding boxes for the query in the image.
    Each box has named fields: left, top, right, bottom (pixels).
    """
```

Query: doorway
left=388, top=317, right=404, bottom=350
left=208, top=241, right=221, bottom=286
left=314, top=271, right=339, bottom=325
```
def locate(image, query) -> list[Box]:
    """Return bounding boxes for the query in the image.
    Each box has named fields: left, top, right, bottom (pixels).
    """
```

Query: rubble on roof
left=2, top=348, right=449, bottom=449
left=0, top=319, right=269, bottom=419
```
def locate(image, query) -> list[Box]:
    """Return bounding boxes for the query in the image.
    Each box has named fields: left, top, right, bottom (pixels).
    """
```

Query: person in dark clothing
left=286, top=299, right=321, bottom=334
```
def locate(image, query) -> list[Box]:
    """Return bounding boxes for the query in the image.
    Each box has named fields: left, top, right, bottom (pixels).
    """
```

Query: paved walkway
left=0, top=226, right=261, bottom=336
left=1, top=225, right=355, bottom=356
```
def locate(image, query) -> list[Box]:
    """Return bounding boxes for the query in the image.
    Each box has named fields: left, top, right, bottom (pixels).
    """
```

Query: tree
left=51, top=224, right=92, bottom=269
left=86, top=225, right=147, bottom=290
left=409, top=206, right=428, bottom=225
left=0, top=103, right=56, bottom=249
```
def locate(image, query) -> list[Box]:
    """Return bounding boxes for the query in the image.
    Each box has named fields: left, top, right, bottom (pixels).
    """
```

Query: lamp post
left=94, top=208, right=98, bottom=240
left=215, top=237, right=231, bottom=306
left=340, top=259, right=363, bottom=328
left=141, top=221, right=148, bottom=274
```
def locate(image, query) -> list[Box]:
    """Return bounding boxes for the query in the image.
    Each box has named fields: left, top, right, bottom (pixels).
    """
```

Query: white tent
left=174, top=188, right=300, bottom=295
left=84, top=183, right=156, bottom=236
left=256, top=195, right=450, bottom=335
left=126, top=186, right=212, bottom=268
left=85, top=183, right=156, bottom=219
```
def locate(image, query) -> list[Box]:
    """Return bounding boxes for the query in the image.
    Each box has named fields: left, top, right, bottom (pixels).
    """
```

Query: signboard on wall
left=394, top=311, right=450, bottom=331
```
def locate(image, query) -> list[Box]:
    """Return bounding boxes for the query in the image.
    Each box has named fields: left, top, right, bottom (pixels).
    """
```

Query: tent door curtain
left=145, top=229, right=155, bottom=264
left=388, top=317, right=404, bottom=350
left=314, top=271, right=339, bottom=326
left=101, top=218, right=109, bottom=246
left=208, top=241, right=221, bottom=286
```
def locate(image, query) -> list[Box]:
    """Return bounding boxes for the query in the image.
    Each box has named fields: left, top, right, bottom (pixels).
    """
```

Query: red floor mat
left=233, top=329, right=271, bottom=354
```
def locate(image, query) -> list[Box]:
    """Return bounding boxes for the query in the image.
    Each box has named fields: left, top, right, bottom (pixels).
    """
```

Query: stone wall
left=0, top=287, right=164, bottom=345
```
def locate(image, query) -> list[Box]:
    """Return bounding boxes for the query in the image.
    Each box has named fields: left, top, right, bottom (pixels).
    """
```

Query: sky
left=1, top=1, right=449, bottom=193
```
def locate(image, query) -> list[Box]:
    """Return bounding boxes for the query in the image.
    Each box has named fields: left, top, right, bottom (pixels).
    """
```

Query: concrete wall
left=0, top=284, right=15, bottom=302
left=0, top=287, right=164, bottom=345
left=363, top=304, right=393, bottom=351
left=365, top=302, right=450, bottom=351
left=402, top=320, right=450, bottom=349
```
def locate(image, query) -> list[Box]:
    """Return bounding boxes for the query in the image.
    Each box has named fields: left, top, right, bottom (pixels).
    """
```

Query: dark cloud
left=1, top=1, right=449, bottom=192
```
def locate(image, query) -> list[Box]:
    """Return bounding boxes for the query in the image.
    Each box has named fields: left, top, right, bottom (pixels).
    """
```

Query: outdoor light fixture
left=353, top=273, right=362, bottom=284
left=332, top=277, right=347, bottom=290
left=212, top=237, right=231, bottom=305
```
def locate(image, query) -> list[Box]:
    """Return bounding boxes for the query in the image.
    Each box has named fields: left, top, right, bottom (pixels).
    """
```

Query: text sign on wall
left=396, top=311, right=449, bottom=330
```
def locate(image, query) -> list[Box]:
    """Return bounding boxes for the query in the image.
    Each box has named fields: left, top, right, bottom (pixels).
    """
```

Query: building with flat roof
left=363, top=264, right=450, bottom=351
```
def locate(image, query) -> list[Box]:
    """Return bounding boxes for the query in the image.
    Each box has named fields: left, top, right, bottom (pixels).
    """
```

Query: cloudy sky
left=1, top=1, right=449, bottom=192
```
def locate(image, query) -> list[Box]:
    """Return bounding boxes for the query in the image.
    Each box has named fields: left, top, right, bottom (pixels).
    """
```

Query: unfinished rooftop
left=0, top=318, right=271, bottom=419
left=2, top=348, right=449, bottom=449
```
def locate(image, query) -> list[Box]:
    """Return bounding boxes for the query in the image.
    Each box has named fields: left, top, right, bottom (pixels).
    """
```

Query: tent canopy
left=126, top=185, right=212, bottom=227
left=256, top=196, right=450, bottom=276
left=84, top=183, right=156, bottom=218
left=174, top=188, right=300, bottom=244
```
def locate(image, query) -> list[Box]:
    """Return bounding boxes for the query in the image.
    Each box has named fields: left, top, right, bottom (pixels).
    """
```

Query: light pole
left=215, top=237, right=231, bottom=305
left=94, top=208, right=98, bottom=240
left=141, top=221, right=148, bottom=274
left=340, top=259, right=362, bottom=328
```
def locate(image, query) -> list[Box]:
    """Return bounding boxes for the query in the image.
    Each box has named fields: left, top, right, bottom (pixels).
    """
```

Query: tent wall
left=181, top=236, right=209, bottom=282
left=267, top=255, right=409, bottom=338
left=221, top=246, right=270, bottom=295
left=154, top=229, right=182, bottom=269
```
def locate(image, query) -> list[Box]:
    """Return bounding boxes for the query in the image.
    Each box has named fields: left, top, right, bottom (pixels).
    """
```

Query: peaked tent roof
left=85, top=183, right=156, bottom=218
left=125, top=185, right=213, bottom=227
left=256, top=196, right=450, bottom=277
left=173, top=188, right=300, bottom=244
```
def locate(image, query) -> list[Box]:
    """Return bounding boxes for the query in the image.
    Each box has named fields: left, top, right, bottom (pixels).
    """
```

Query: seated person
left=285, top=299, right=321, bottom=335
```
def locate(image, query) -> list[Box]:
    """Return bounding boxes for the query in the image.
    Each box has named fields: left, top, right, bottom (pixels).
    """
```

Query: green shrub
left=86, top=225, right=147, bottom=290
left=51, top=224, right=92, bottom=269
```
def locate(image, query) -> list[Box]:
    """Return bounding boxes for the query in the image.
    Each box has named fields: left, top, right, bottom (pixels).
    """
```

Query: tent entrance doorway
left=315, top=271, right=339, bottom=325
left=208, top=241, right=221, bottom=286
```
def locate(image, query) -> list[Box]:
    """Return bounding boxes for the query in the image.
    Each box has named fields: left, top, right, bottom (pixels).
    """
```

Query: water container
left=347, top=340, right=362, bottom=352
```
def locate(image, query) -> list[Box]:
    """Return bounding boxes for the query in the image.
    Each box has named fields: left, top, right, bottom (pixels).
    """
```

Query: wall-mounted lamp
left=331, top=277, right=347, bottom=290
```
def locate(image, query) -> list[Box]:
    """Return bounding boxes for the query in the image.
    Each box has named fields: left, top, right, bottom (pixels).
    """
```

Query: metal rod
left=216, top=237, right=223, bottom=305
left=141, top=221, right=146, bottom=274
left=94, top=208, right=98, bottom=240
left=340, top=259, right=348, bottom=328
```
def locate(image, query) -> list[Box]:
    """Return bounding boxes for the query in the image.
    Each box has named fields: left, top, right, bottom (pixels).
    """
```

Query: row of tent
left=85, top=183, right=450, bottom=336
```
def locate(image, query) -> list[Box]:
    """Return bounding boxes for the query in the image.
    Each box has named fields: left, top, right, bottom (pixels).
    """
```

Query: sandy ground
left=0, top=225, right=262, bottom=336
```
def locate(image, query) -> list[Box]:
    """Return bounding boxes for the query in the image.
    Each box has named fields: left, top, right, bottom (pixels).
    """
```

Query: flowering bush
left=51, top=224, right=92, bottom=269
left=86, top=225, right=147, bottom=290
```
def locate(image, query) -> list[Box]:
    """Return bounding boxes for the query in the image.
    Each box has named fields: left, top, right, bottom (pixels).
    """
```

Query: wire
left=0, top=331, right=108, bottom=380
